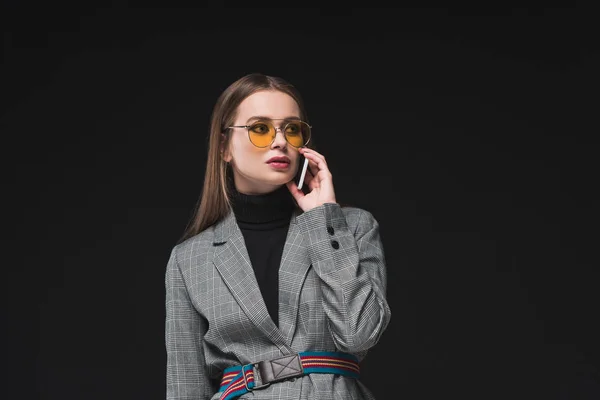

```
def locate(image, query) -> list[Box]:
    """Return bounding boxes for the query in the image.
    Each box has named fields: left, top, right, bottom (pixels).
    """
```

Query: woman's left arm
left=288, top=148, right=391, bottom=353
left=296, top=203, right=392, bottom=353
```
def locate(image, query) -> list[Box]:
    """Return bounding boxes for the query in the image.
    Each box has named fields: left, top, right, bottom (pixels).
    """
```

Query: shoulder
left=170, top=225, right=216, bottom=266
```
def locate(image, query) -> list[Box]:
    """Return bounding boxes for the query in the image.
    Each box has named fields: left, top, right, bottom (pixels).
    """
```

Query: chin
left=266, top=171, right=293, bottom=184
left=272, top=177, right=292, bottom=187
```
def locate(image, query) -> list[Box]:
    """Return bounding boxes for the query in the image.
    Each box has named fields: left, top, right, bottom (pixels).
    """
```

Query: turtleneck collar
left=229, top=180, right=297, bottom=225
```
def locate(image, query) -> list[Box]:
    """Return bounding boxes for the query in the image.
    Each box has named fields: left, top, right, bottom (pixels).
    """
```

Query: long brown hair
left=178, top=73, right=315, bottom=244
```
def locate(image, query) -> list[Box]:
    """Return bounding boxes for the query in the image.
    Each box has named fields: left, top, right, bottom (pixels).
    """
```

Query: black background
left=3, top=4, right=599, bottom=399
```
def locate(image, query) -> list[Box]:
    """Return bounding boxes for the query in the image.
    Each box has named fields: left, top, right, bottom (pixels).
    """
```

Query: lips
left=266, top=156, right=290, bottom=164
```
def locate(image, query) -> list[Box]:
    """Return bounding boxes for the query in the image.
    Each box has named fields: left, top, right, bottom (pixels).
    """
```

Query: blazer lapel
left=212, top=210, right=291, bottom=351
left=278, top=209, right=312, bottom=345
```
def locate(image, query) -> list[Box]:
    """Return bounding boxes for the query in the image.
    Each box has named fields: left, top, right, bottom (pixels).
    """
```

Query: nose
left=271, top=126, right=288, bottom=149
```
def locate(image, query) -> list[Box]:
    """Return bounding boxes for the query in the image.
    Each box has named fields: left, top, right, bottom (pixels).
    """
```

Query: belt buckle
left=247, top=354, right=304, bottom=391
left=243, top=363, right=271, bottom=391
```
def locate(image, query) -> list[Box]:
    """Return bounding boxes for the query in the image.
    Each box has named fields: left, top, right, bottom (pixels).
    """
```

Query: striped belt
left=218, top=351, right=360, bottom=400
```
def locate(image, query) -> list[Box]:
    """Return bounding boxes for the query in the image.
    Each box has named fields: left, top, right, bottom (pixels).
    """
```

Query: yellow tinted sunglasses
left=226, top=118, right=311, bottom=148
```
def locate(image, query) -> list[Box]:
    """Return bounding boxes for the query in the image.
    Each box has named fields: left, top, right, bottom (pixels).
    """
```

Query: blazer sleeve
left=165, top=247, right=215, bottom=400
left=296, top=203, right=392, bottom=353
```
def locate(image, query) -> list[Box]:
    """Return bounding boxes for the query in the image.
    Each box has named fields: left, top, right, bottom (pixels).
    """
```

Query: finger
left=301, top=148, right=325, bottom=160
left=302, top=168, right=321, bottom=191
left=299, top=150, right=319, bottom=176
left=286, top=181, right=305, bottom=201
left=307, top=159, right=319, bottom=177
left=302, top=150, right=329, bottom=173
left=301, top=149, right=326, bottom=166
left=299, top=167, right=316, bottom=188
left=307, top=175, right=319, bottom=190
left=302, top=153, right=332, bottom=181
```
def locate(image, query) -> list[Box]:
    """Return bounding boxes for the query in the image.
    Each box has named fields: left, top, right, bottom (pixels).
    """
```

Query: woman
left=165, top=72, right=391, bottom=399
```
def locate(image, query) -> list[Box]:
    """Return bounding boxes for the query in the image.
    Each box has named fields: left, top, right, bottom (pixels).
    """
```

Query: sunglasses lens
left=247, top=120, right=311, bottom=148
left=284, top=121, right=310, bottom=148
left=248, top=121, right=276, bottom=147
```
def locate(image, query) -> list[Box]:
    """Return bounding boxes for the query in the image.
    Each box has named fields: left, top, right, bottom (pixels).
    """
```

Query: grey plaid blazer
left=165, top=203, right=391, bottom=399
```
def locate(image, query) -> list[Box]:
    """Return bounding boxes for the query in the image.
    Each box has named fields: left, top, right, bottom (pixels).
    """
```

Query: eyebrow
left=246, top=115, right=301, bottom=123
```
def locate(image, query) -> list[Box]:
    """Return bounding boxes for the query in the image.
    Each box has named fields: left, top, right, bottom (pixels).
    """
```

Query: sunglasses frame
left=226, top=118, right=312, bottom=148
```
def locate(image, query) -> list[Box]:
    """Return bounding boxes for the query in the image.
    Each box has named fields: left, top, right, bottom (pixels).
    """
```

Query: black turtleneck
left=230, top=184, right=297, bottom=327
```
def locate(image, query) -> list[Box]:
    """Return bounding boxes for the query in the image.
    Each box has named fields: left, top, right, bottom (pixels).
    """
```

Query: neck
left=230, top=182, right=296, bottom=224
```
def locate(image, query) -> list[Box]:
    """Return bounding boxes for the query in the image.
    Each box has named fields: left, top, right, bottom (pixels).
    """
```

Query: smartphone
left=295, top=154, right=309, bottom=190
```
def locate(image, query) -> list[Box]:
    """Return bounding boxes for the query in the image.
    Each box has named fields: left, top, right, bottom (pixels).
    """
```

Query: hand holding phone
left=295, top=155, right=309, bottom=190
left=287, top=148, right=337, bottom=211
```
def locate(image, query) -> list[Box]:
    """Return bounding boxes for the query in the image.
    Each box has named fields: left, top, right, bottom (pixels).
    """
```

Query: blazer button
left=327, top=226, right=335, bottom=235
left=331, top=240, right=339, bottom=249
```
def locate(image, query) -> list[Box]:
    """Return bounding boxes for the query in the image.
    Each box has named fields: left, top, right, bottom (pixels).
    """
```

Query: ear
left=220, top=133, right=232, bottom=162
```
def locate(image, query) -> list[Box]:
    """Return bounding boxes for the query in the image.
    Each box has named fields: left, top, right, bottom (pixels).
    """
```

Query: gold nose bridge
left=273, top=124, right=287, bottom=140
left=270, top=124, right=291, bottom=148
